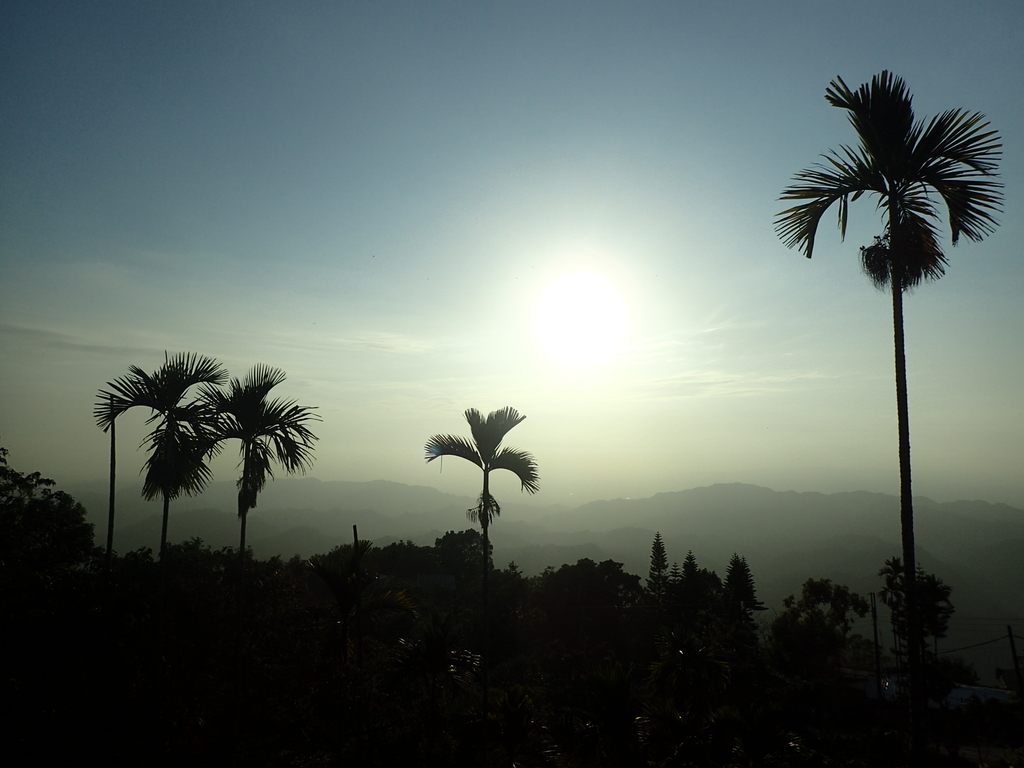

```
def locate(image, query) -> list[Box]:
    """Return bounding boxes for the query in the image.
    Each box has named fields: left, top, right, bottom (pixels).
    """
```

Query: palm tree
left=394, top=611, right=481, bottom=736
left=776, top=71, right=1002, bottom=756
left=202, top=364, right=318, bottom=566
left=424, top=406, right=539, bottom=712
left=648, top=628, right=729, bottom=724
left=308, top=530, right=417, bottom=666
left=95, top=352, right=227, bottom=560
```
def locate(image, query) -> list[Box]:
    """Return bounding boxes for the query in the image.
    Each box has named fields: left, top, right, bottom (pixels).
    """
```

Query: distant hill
left=70, top=477, right=1023, bottom=684
left=70, top=476, right=487, bottom=555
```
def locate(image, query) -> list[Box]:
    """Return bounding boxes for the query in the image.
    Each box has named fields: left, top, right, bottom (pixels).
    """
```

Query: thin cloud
left=623, top=320, right=765, bottom=362
left=0, top=324, right=156, bottom=359
left=626, top=368, right=835, bottom=401
left=327, top=331, right=438, bottom=355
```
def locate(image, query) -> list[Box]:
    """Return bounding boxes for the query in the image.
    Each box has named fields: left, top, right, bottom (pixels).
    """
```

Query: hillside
left=71, top=477, right=1023, bottom=684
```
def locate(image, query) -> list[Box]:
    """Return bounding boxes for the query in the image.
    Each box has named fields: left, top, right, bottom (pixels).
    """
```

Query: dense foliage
left=2, top=448, right=1020, bottom=767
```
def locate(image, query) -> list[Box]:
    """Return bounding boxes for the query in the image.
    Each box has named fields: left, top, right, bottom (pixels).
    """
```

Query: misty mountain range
left=71, top=478, right=1023, bottom=683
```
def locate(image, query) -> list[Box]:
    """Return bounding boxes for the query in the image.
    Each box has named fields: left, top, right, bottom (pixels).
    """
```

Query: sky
left=2, top=0, right=1022, bottom=511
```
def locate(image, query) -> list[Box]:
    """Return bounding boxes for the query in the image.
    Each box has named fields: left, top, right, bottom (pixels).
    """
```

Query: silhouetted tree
left=918, top=572, right=954, bottom=656
left=374, top=539, right=439, bottom=581
left=777, top=72, right=1002, bottom=756
left=488, top=561, right=530, bottom=667
left=675, top=550, right=700, bottom=622
left=646, top=532, right=669, bottom=618
left=667, top=562, right=683, bottom=587
left=0, top=444, right=95, bottom=583
left=723, top=553, right=765, bottom=626
left=424, top=406, right=539, bottom=710
left=770, top=578, right=869, bottom=681
left=879, top=557, right=955, bottom=675
left=534, top=558, right=643, bottom=667
left=649, top=627, right=730, bottom=723
left=96, top=352, right=228, bottom=559
left=434, top=528, right=491, bottom=588
left=309, top=540, right=415, bottom=665
left=203, top=364, right=319, bottom=568
left=879, top=556, right=908, bottom=669
left=394, top=611, right=480, bottom=735
left=567, top=662, right=644, bottom=768
left=673, top=551, right=723, bottom=635
left=490, top=684, right=555, bottom=768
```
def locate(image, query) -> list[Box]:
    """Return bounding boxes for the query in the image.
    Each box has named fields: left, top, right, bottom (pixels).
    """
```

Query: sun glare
left=533, top=272, right=628, bottom=366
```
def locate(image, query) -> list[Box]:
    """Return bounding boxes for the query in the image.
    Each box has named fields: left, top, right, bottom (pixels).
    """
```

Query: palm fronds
left=204, top=364, right=319, bottom=517
left=95, top=351, right=227, bottom=429
left=95, top=352, right=227, bottom=499
left=424, top=433, right=482, bottom=467
left=491, top=446, right=540, bottom=494
left=424, top=406, right=539, bottom=498
left=776, top=70, right=1002, bottom=281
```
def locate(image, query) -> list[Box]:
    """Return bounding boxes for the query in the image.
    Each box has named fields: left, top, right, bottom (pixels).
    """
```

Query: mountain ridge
left=69, top=478, right=1022, bottom=684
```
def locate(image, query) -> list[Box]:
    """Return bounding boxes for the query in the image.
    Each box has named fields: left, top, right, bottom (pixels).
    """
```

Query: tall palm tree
left=776, top=71, right=1002, bottom=758
left=202, top=364, right=319, bottom=565
left=95, top=392, right=116, bottom=570
left=96, top=352, right=227, bottom=560
left=424, top=406, right=539, bottom=712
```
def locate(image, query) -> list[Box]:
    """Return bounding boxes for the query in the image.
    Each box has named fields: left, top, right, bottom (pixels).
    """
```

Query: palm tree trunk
left=105, top=408, right=116, bottom=571
left=238, top=491, right=249, bottom=601
left=238, top=491, right=248, bottom=559
left=238, top=443, right=252, bottom=595
left=891, top=266, right=923, bottom=761
left=159, top=492, right=171, bottom=561
left=481, top=471, right=491, bottom=719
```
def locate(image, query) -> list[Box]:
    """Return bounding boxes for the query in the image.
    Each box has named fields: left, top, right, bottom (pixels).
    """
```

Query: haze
left=2, top=1, right=1022, bottom=510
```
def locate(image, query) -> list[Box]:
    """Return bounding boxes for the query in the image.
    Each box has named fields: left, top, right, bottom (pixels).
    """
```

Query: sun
left=533, top=272, right=628, bottom=366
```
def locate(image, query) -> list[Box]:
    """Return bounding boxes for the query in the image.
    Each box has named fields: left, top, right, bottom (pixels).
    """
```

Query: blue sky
left=2, top=0, right=1022, bottom=508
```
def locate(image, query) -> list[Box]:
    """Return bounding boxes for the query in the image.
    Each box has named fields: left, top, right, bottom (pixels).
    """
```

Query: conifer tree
left=679, top=550, right=701, bottom=621
left=724, top=553, right=765, bottom=625
left=646, top=532, right=669, bottom=609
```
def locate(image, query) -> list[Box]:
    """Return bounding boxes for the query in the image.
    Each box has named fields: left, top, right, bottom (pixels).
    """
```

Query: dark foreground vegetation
left=3, top=447, right=1021, bottom=767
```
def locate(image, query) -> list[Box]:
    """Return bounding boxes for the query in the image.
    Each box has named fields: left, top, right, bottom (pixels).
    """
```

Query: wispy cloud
left=622, top=319, right=767, bottom=362
left=623, top=368, right=835, bottom=401
left=215, top=327, right=442, bottom=357
left=325, top=331, right=439, bottom=355
left=0, top=323, right=156, bottom=359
